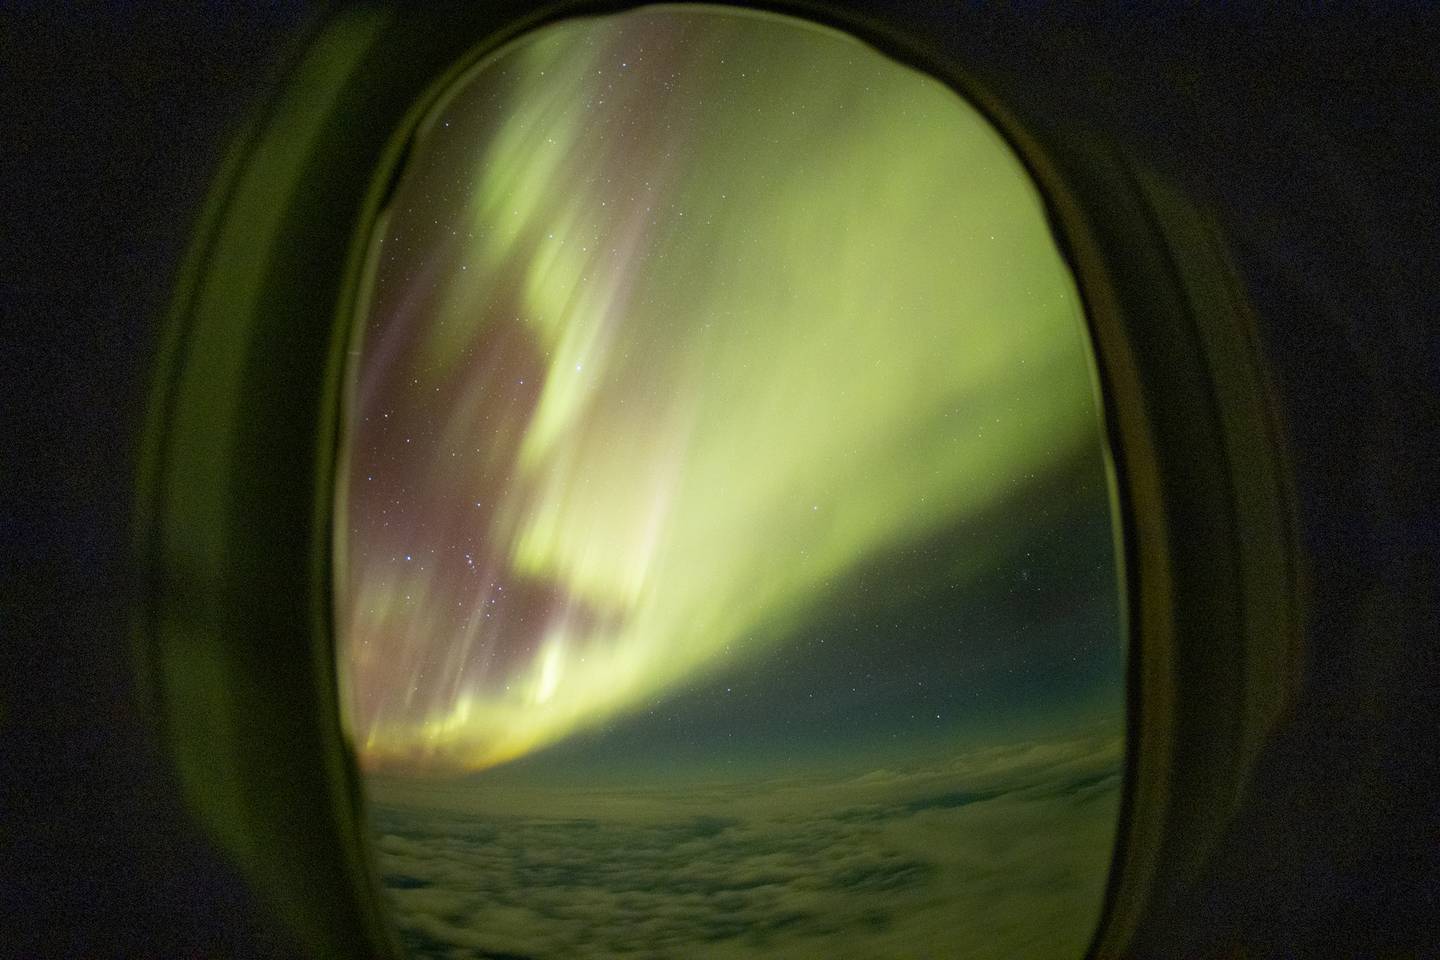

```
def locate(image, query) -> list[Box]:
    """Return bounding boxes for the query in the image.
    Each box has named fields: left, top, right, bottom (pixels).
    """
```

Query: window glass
left=337, top=8, right=1124, bottom=958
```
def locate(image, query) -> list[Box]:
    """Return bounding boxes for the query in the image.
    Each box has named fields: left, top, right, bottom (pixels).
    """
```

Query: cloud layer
left=368, top=731, right=1120, bottom=959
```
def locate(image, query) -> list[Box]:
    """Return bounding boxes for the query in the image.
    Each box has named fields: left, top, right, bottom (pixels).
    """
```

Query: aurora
left=336, top=7, right=1111, bottom=776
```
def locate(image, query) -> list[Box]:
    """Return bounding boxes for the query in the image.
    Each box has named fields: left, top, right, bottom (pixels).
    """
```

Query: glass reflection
left=337, top=8, right=1123, bottom=958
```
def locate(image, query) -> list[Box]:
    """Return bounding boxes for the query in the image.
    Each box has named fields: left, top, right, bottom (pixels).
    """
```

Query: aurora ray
left=336, top=8, right=1106, bottom=773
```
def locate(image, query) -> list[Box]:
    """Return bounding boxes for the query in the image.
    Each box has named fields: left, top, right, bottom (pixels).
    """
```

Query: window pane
left=337, top=8, right=1124, bottom=958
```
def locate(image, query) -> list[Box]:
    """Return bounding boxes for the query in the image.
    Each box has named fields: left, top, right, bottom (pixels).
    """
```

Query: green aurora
left=337, top=7, right=1116, bottom=776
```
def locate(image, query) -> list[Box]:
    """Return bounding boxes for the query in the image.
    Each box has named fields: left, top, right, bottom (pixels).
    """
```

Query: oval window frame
left=132, top=3, right=1302, bottom=957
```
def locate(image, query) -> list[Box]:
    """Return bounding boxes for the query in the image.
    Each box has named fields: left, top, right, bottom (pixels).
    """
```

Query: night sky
left=336, top=7, right=1121, bottom=783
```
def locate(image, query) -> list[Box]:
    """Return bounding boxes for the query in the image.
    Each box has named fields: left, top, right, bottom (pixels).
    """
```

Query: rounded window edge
left=133, top=4, right=1303, bottom=959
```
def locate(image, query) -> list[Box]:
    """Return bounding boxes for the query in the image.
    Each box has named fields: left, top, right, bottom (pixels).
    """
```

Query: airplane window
left=335, top=7, right=1124, bottom=959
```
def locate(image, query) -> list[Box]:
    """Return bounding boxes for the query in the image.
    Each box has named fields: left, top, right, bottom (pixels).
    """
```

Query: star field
left=335, top=9, right=1120, bottom=777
